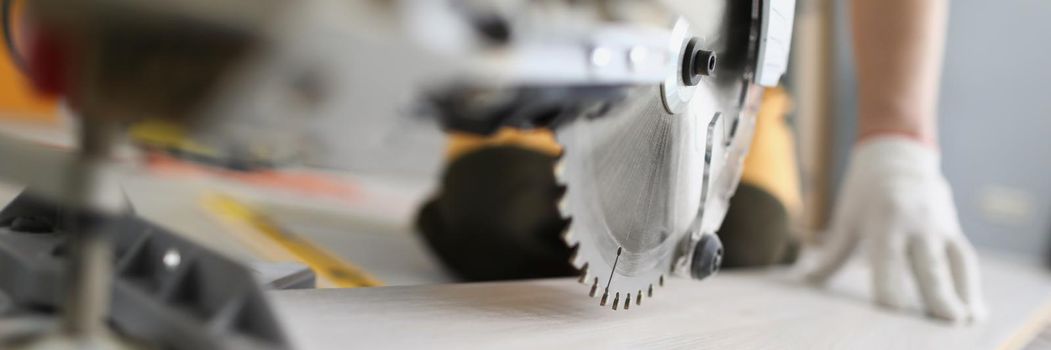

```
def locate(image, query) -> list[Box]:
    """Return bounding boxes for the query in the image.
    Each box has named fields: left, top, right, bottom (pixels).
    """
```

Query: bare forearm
left=852, top=0, right=948, bottom=144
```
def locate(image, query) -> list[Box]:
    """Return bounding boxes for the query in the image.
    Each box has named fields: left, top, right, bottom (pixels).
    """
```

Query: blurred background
left=0, top=0, right=1048, bottom=348
left=0, top=0, right=1047, bottom=284
left=0, top=0, right=1048, bottom=281
left=791, top=0, right=1051, bottom=261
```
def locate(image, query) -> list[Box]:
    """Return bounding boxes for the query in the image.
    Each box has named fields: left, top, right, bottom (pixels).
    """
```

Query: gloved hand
left=804, top=135, right=987, bottom=323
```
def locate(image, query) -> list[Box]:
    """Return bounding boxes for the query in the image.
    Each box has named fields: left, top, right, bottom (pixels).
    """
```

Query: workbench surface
left=2, top=125, right=1048, bottom=349
left=271, top=254, right=1051, bottom=349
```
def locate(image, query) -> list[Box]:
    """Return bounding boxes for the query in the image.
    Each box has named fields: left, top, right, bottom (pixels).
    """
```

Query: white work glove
left=804, top=136, right=987, bottom=323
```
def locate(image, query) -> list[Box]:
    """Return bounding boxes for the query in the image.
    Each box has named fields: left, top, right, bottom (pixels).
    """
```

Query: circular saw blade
left=556, top=11, right=761, bottom=309
left=556, top=85, right=708, bottom=308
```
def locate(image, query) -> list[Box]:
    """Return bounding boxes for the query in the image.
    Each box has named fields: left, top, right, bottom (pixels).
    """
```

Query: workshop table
left=271, top=253, right=1051, bottom=349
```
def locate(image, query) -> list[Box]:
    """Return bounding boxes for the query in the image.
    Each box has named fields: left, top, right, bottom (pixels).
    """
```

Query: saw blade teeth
left=553, top=159, right=566, bottom=184
left=568, top=244, right=586, bottom=268
left=556, top=196, right=570, bottom=218
left=560, top=225, right=575, bottom=244
left=553, top=84, right=713, bottom=310
left=554, top=185, right=567, bottom=205
left=570, top=255, right=586, bottom=269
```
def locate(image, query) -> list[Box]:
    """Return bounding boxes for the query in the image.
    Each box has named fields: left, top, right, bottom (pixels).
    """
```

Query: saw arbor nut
left=681, top=38, right=717, bottom=86
left=690, top=234, right=724, bottom=280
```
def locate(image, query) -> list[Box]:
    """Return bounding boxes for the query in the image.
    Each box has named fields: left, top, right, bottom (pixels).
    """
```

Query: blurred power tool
left=0, top=0, right=794, bottom=348
left=419, top=0, right=797, bottom=310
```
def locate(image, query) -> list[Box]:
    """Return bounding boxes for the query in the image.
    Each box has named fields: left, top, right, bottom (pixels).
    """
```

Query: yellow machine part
left=445, top=128, right=563, bottom=160
left=740, top=87, right=803, bottom=216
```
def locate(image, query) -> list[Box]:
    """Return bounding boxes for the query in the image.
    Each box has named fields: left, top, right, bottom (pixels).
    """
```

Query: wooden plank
left=270, top=253, right=1051, bottom=349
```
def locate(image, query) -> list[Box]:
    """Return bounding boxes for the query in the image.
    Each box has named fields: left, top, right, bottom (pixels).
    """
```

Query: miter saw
left=421, top=0, right=795, bottom=309
left=0, top=0, right=794, bottom=348
left=555, top=0, right=794, bottom=309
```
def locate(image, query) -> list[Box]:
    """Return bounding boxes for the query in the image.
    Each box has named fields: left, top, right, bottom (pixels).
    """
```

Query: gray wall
left=829, top=0, right=1051, bottom=258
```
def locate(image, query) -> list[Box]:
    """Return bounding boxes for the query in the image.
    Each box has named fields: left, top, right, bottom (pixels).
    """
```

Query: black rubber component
left=690, top=234, right=723, bottom=280
left=693, top=49, right=717, bottom=77
left=681, top=38, right=701, bottom=86
left=472, top=15, right=511, bottom=44
left=416, top=146, right=575, bottom=281
left=681, top=38, right=717, bottom=86
left=718, top=184, right=798, bottom=268
left=0, top=190, right=292, bottom=350
left=431, top=85, right=627, bottom=135
left=8, top=215, right=54, bottom=233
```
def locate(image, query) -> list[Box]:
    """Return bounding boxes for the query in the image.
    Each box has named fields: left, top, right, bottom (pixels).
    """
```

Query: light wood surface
left=3, top=122, right=1048, bottom=349
left=271, top=253, right=1051, bottom=349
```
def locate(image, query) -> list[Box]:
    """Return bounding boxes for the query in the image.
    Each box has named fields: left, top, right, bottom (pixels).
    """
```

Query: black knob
left=693, top=50, right=716, bottom=77
left=681, top=38, right=717, bottom=86
left=690, top=234, right=723, bottom=280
